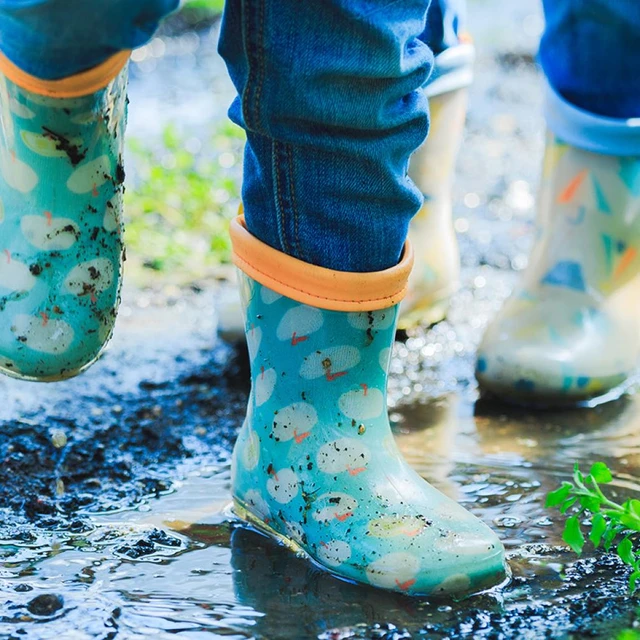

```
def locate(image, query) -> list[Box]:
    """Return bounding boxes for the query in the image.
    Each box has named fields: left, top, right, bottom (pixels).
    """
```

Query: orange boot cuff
left=230, top=215, right=414, bottom=312
left=0, top=49, right=130, bottom=98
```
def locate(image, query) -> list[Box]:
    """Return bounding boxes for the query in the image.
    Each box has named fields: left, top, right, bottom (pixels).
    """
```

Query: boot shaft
left=239, top=270, right=398, bottom=438
left=533, top=133, right=640, bottom=295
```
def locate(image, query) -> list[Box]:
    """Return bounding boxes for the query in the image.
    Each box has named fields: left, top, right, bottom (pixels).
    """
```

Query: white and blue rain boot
left=0, top=51, right=129, bottom=381
left=477, top=133, right=640, bottom=405
left=229, top=216, right=507, bottom=596
left=399, top=45, right=474, bottom=330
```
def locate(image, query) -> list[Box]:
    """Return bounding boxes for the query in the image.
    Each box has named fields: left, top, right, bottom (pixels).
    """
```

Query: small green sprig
left=546, top=462, right=640, bottom=592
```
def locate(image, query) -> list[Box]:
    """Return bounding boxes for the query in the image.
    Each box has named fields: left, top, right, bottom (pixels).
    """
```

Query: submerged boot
left=230, top=216, right=506, bottom=596
left=399, top=45, right=473, bottom=330
left=0, top=51, right=129, bottom=381
left=477, top=133, right=640, bottom=405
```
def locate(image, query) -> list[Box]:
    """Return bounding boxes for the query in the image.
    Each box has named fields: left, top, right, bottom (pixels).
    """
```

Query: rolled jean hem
left=425, top=43, right=475, bottom=98
left=544, top=80, right=640, bottom=156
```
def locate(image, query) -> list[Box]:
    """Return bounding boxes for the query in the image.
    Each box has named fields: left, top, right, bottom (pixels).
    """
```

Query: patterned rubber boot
left=230, top=216, right=506, bottom=596
left=400, top=88, right=466, bottom=330
left=0, top=51, right=129, bottom=381
left=399, top=45, right=474, bottom=330
left=477, top=134, right=640, bottom=405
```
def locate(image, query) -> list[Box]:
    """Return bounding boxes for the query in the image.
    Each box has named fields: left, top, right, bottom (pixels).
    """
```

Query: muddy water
left=2, top=0, right=640, bottom=638
left=2, top=296, right=639, bottom=639
left=2, top=283, right=639, bottom=640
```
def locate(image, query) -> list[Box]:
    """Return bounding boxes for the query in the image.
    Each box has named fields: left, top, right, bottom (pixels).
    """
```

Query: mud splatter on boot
left=0, top=61, right=128, bottom=380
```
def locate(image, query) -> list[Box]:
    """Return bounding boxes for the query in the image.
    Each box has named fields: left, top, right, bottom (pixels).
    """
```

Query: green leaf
left=603, top=524, right=618, bottom=551
left=573, top=463, right=584, bottom=485
left=546, top=483, right=573, bottom=508
left=630, top=499, right=640, bottom=518
left=560, top=496, right=578, bottom=514
left=618, top=512, right=640, bottom=532
left=629, top=571, right=640, bottom=595
left=618, top=538, right=635, bottom=565
left=589, top=513, right=607, bottom=548
left=589, top=462, right=613, bottom=484
left=563, top=515, right=585, bottom=554
left=579, top=495, right=601, bottom=513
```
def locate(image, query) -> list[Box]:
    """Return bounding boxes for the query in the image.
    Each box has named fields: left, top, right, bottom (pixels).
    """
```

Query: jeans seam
left=273, top=140, right=291, bottom=254
left=241, top=0, right=265, bottom=131
left=285, top=143, right=304, bottom=261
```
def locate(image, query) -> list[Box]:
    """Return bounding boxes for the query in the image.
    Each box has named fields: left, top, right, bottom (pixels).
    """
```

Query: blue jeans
left=0, top=0, right=638, bottom=273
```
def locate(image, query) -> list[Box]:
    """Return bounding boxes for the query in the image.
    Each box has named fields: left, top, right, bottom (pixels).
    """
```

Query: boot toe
left=0, top=306, right=116, bottom=381
left=476, top=290, right=637, bottom=404
left=357, top=515, right=506, bottom=596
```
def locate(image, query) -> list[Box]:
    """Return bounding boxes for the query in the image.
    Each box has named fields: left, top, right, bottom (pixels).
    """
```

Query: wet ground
left=2, top=1, right=640, bottom=638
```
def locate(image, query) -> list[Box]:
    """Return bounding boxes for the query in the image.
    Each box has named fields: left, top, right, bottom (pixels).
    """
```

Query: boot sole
left=0, top=355, right=108, bottom=383
left=477, top=374, right=634, bottom=410
left=232, top=496, right=511, bottom=597
left=233, top=497, right=311, bottom=557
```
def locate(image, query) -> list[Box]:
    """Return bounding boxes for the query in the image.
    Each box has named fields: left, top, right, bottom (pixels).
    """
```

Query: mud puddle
left=3, top=0, right=640, bottom=637
left=2, top=269, right=639, bottom=639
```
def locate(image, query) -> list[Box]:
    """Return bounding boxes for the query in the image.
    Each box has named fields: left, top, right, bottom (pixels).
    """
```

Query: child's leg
left=540, top=0, right=640, bottom=120
left=0, top=0, right=176, bottom=381
left=477, top=0, right=640, bottom=405
left=216, top=0, right=473, bottom=337
left=219, top=0, right=431, bottom=273
left=219, top=0, right=507, bottom=595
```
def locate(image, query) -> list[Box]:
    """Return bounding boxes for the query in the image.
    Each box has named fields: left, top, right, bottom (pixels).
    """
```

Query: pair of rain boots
left=0, top=50, right=508, bottom=597
left=2, top=46, right=638, bottom=594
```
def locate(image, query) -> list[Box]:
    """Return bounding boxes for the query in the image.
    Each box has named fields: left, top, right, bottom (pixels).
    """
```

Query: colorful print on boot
left=400, top=87, right=467, bottom=330
left=477, top=133, right=640, bottom=405
left=0, top=54, right=128, bottom=381
left=230, top=220, right=507, bottom=596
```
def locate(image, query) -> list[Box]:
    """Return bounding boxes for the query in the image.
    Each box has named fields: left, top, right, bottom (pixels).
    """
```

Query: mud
left=2, top=0, right=640, bottom=638
left=41, top=127, right=87, bottom=167
left=0, top=292, right=248, bottom=526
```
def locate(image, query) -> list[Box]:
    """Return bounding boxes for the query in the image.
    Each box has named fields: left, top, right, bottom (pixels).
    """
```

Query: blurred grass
left=183, top=0, right=225, bottom=11
left=124, top=0, right=238, bottom=283
left=124, top=121, right=244, bottom=281
left=171, top=0, right=225, bottom=29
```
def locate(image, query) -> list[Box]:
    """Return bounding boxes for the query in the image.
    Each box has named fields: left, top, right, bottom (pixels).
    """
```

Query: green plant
left=183, top=0, right=225, bottom=11
left=546, top=462, right=640, bottom=592
left=124, top=121, right=244, bottom=279
left=177, top=0, right=225, bottom=26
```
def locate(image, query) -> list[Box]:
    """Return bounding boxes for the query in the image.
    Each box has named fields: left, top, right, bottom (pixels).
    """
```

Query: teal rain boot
left=0, top=51, right=129, bottom=381
left=230, top=216, right=507, bottom=596
left=477, top=134, right=640, bottom=405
